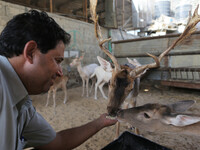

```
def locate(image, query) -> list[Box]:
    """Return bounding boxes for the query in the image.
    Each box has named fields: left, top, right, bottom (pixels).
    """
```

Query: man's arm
left=36, top=113, right=117, bottom=150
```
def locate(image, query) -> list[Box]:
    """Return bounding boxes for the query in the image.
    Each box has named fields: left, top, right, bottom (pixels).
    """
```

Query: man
left=0, top=10, right=117, bottom=150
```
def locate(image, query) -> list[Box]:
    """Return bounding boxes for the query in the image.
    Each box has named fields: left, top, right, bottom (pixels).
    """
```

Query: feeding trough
left=102, top=131, right=172, bottom=150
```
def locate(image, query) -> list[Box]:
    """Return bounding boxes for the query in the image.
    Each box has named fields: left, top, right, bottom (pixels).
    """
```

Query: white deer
left=117, top=100, right=200, bottom=136
left=90, top=56, right=112, bottom=100
left=70, top=54, right=98, bottom=97
left=46, top=75, right=69, bottom=107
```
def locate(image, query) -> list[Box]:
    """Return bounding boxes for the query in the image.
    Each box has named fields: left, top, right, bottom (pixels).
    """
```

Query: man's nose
left=56, top=67, right=63, bottom=77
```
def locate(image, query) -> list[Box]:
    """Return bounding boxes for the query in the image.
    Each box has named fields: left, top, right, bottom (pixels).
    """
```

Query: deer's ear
left=126, top=57, right=133, bottom=64
left=126, top=57, right=141, bottom=67
left=168, top=100, right=196, bottom=113
left=97, top=56, right=112, bottom=72
left=164, top=115, right=200, bottom=127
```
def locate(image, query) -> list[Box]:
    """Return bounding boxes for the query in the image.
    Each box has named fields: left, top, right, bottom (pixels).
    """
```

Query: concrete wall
left=0, top=1, right=108, bottom=67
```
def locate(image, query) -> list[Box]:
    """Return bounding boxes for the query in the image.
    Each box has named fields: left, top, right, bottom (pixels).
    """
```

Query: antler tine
left=90, top=0, right=121, bottom=71
left=130, top=4, right=200, bottom=78
left=159, top=4, right=200, bottom=61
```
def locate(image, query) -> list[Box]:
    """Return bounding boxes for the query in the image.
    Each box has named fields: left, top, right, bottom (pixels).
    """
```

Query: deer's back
left=51, top=76, right=68, bottom=90
left=83, top=63, right=98, bottom=76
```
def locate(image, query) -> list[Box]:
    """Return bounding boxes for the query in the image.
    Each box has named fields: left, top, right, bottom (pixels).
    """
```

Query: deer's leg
left=86, top=78, right=89, bottom=97
left=115, top=122, right=120, bottom=139
left=62, top=84, right=67, bottom=104
left=90, top=77, right=96, bottom=94
left=82, top=78, right=85, bottom=97
left=94, top=79, right=101, bottom=100
left=53, top=89, right=57, bottom=108
left=130, top=97, right=140, bottom=135
left=99, top=82, right=107, bottom=99
left=46, top=90, right=51, bottom=107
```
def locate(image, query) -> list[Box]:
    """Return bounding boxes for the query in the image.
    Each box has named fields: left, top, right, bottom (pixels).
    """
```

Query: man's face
left=26, top=41, right=65, bottom=94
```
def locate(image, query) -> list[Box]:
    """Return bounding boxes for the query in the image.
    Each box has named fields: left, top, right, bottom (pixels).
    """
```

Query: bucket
left=102, top=131, right=172, bottom=150
left=175, top=4, right=192, bottom=20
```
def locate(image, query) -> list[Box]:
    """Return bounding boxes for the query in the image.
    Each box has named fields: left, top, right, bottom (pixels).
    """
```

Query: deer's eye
left=144, top=113, right=150, bottom=119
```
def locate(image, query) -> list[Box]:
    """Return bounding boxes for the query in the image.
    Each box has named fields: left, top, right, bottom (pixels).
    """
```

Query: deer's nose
left=107, top=106, right=119, bottom=117
left=116, top=109, right=124, bottom=118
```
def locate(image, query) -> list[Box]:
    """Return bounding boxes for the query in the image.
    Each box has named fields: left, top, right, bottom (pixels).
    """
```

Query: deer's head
left=107, top=64, right=143, bottom=116
left=116, top=100, right=200, bottom=133
left=70, top=55, right=83, bottom=67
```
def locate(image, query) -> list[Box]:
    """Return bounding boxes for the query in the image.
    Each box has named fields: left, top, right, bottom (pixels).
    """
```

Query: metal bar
left=186, top=69, right=189, bottom=80
left=115, top=50, right=200, bottom=58
left=157, top=67, right=200, bottom=72
left=175, top=68, right=177, bottom=79
left=180, top=69, right=183, bottom=79
left=161, top=80, right=200, bottom=90
left=122, top=0, right=125, bottom=28
left=50, top=0, right=53, bottom=13
left=192, top=71, right=195, bottom=80
left=198, top=72, right=200, bottom=80
left=85, top=0, right=88, bottom=22
left=112, top=31, right=200, bottom=44
left=169, top=68, right=171, bottom=79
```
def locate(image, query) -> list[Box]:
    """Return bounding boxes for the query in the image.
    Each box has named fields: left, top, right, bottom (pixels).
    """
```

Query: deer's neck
left=156, top=122, right=200, bottom=136
left=179, top=122, right=200, bottom=136
left=77, top=63, right=83, bottom=73
left=76, top=63, right=86, bottom=78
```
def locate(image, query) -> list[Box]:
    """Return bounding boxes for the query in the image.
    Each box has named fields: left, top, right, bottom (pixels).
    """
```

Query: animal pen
left=112, top=31, right=200, bottom=90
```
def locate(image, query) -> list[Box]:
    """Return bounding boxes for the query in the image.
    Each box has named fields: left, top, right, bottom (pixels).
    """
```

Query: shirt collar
left=0, top=55, right=28, bottom=106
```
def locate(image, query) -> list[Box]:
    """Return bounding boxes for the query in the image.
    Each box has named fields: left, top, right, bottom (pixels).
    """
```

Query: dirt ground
left=31, top=84, right=200, bottom=150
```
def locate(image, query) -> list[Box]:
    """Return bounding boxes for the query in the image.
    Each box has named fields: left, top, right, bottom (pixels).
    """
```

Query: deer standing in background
left=90, top=1, right=200, bottom=137
left=90, top=56, right=112, bottom=100
left=70, top=54, right=98, bottom=97
left=46, top=75, right=69, bottom=107
left=117, top=100, right=200, bottom=136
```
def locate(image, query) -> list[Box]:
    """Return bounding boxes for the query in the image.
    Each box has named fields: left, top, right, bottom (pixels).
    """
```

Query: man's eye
left=55, top=59, right=63, bottom=64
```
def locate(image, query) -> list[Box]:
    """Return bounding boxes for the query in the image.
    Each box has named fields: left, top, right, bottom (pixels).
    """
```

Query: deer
left=70, top=53, right=98, bottom=97
left=90, top=0, right=200, bottom=138
left=117, top=100, right=200, bottom=136
left=90, top=56, right=112, bottom=100
left=46, top=75, right=69, bottom=108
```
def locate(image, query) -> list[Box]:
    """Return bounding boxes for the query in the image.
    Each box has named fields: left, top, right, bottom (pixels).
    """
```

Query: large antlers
left=90, top=1, right=200, bottom=78
left=130, top=4, right=200, bottom=78
left=90, top=0, right=120, bottom=71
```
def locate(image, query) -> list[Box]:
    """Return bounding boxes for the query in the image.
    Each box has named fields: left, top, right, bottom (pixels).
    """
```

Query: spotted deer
left=90, top=1, right=200, bottom=137
left=46, top=75, right=68, bottom=107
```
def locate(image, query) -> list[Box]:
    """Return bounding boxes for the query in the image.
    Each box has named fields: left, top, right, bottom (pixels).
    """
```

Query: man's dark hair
left=0, top=10, right=71, bottom=58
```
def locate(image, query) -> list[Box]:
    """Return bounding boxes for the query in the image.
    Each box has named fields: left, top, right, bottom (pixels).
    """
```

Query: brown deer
left=90, top=0, right=200, bottom=137
left=46, top=75, right=69, bottom=107
left=117, top=100, right=200, bottom=136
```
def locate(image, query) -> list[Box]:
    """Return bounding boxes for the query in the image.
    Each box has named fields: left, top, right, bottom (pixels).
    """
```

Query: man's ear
left=23, top=40, right=38, bottom=64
